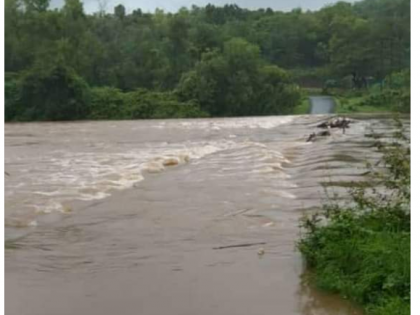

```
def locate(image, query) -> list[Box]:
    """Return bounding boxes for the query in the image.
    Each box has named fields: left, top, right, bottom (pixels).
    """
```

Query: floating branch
left=213, top=242, right=266, bottom=250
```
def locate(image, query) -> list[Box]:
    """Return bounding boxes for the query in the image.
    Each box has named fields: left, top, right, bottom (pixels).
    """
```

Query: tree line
left=5, top=0, right=410, bottom=121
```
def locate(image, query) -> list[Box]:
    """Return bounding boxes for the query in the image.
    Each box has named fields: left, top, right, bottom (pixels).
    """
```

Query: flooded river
left=5, top=114, right=407, bottom=315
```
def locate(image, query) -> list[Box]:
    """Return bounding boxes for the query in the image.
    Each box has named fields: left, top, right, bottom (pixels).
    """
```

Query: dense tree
left=23, top=0, right=50, bottom=12
left=18, top=61, right=91, bottom=120
left=114, top=4, right=126, bottom=20
left=177, top=38, right=300, bottom=116
left=4, top=0, right=410, bottom=121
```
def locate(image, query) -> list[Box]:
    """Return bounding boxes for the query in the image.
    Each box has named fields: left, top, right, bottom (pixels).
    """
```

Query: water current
left=5, top=114, right=409, bottom=315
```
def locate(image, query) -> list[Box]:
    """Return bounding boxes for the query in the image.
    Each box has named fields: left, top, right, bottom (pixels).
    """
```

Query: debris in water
left=306, top=130, right=331, bottom=142
left=258, top=248, right=265, bottom=256
left=61, top=205, right=73, bottom=213
left=213, top=242, right=266, bottom=250
left=317, top=117, right=352, bottom=130
left=162, top=157, right=179, bottom=167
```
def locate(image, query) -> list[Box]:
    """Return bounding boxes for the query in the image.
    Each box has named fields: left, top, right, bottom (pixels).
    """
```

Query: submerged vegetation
left=5, top=0, right=410, bottom=121
left=299, top=121, right=410, bottom=314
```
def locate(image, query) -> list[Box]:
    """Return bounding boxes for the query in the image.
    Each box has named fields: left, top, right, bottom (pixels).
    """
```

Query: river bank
left=299, top=122, right=410, bottom=315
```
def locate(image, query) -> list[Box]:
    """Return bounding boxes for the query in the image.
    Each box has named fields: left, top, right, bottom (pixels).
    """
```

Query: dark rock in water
left=318, top=130, right=331, bottom=137
left=306, top=130, right=331, bottom=142
left=317, top=122, right=329, bottom=128
left=308, top=117, right=352, bottom=142
left=306, top=133, right=316, bottom=142
left=317, top=117, right=352, bottom=129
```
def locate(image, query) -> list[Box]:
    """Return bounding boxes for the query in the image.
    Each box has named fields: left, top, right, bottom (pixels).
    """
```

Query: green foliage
left=330, top=70, right=410, bottom=114
left=23, top=0, right=50, bottom=12
left=177, top=39, right=301, bottom=116
left=299, top=123, right=410, bottom=315
left=258, top=65, right=301, bottom=114
left=293, top=98, right=310, bottom=115
left=5, top=73, right=22, bottom=121
left=63, top=0, right=84, bottom=19
left=290, top=68, right=331, bottom=88
left=386, top=69, right=410, bottom=89
left=126, top=89, right=208, bottom=119
left=89, top=87, right=208, bottom=120
left=357, top=89, right=410, bottom=113
left=4, top=0, right=410, bottom=120
left=17, top=63, right=91, bottom=121
left=89, top=87, right=129, bottom=120
left=114, top=4, right=126, bottom=20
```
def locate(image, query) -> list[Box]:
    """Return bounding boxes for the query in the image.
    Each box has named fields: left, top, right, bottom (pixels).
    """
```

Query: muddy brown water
left=5, top=114, right=409, bottom=315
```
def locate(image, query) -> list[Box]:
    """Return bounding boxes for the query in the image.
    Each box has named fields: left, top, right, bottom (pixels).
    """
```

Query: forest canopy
left=5, top=0, right=410, bottom=121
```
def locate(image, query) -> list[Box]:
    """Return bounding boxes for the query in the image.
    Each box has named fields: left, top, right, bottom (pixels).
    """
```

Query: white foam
left=153, top=116, right=297, bottom=131
left=5, top=117, right=299, bottom=225
left=28, top=220, right=38, bottom=227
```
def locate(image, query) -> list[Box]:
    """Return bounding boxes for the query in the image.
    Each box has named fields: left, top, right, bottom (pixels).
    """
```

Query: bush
left=385, top=69, right=410, bottom=90
left=177, top=39, right=302, bottom=117
left=257, top=65, right=301, bottom=115
left=89, top=87, right=129, bottom=120
left=358, top=89, right=410, bottom=113
left=299, top=122, right=410, bottom=315
left=126, top=89, right=209, bottom=119
left=5, top=72, right=22, bottom=121
left=89, top=87, right=209, bottom=120
left=289, top=67, right=331, bottom=88
left=18, top=63, right=91, bottom=121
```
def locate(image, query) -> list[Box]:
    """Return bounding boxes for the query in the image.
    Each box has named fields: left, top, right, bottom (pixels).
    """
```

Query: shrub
left=18, top=63, right=91, bottom=121
left=299, top=121, right=410, bottom=315
left=89, top=87, right=209, bottom=120
left=5, top=72, right=22, bottom=121
left=359, top=89, right=410, bottom=113
left=385, top=69, right=410, bottom=90
left=177, top=39, right=302, bottom=116
left=258, top=65, right=301, bottom=115
left=126, top=89, right=208, bottom=119
left=89, top=87, right=129, bottom=120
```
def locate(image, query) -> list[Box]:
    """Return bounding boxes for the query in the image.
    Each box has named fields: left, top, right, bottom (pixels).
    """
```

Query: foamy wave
left=5, top=217, right=38, bottom=228
left=161, top=116, right=297, bottom=130
left=6, top=139, right=241, bottom=223
left=34, top=200, right=66, bottom=214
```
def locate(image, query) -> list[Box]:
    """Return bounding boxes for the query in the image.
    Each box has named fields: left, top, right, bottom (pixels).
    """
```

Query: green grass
left=300, top=212, right=410, bottom=315
left=334, top=96, right=391, bottom=114
left=293, top=98, right=310, bottom=115
left=299, top=127, right=410, bottom=315
left=294, top=88, right=392, bottom=115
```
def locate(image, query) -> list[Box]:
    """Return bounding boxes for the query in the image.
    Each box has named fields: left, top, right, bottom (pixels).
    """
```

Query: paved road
left=309, top=96, right=336, bottom=114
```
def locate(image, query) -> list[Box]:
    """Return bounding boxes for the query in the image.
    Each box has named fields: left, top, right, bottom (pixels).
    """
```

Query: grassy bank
left=299, top=69, right=410, bottom=115
left=293, top=94, right=392, bottom=115
left=293, top=99, right=310, bottom=115
left=299, top=122, right=410, bottom=315
left=334, top=96, right=390, bottom=114
left=333, top=91, right=410, bottom=114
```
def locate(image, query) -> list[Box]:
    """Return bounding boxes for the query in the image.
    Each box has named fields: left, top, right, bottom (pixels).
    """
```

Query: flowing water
left=5, top=114, right=409, bottom=315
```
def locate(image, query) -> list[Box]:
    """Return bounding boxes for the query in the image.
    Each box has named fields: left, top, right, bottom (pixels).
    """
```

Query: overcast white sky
left=50, top=0, right=357, bottom=13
